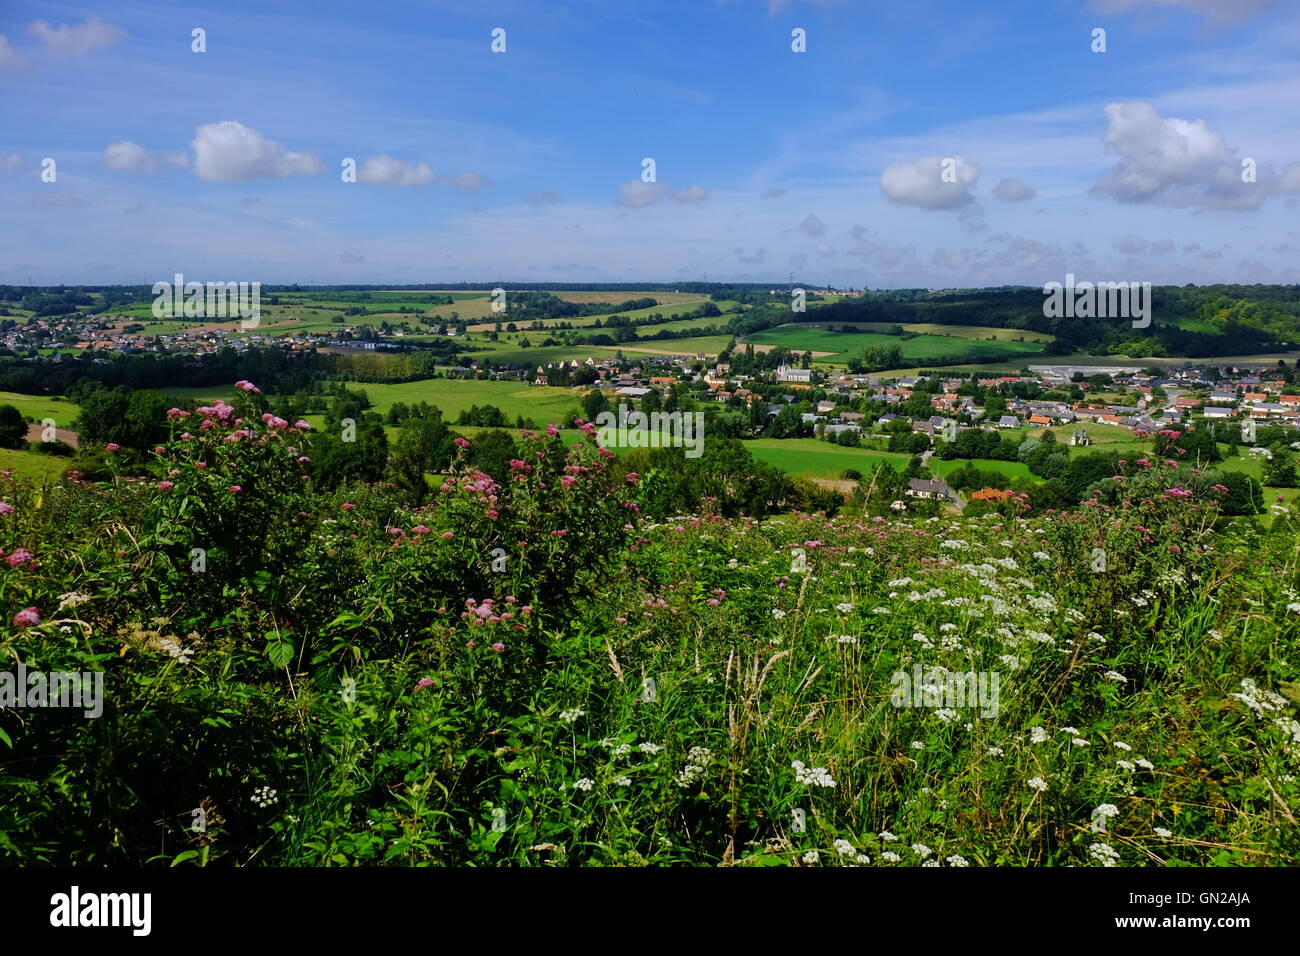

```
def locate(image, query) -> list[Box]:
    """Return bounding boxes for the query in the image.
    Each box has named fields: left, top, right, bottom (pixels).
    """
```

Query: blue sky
left=2, top=0, right=1299, bottom=287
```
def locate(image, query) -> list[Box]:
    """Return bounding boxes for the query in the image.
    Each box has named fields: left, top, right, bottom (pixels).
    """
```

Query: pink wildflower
left=13, top=607, right=41, bottom=628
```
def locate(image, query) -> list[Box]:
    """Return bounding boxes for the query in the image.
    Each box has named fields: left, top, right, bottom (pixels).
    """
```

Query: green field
left=744, top=324, right=1048, bottom=365
left=467, top=298, right=722, bottom=331
left=745, top=438, right=911, bottom=478
left=0, top=446, right=70, bottom=482
left=0, top=391, right=81, bottom=423
left=930, top=457, right=1033, bottom=481
left=796, top=321, right=1055, bottom=344
left=323, top=380, right=581, bottom=423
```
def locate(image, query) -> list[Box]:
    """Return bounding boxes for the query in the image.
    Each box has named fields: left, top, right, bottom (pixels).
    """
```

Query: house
left=997, top=415, right=1020, bottom=429
left=816, top=400, right=838, bottom=414
left=1202, top=406, right=1234, bottom=419
left=1028, top=415, right=1052, bottom=426
left=905, top=477, right=953, bottom=500
left=1069, top=428, right=1092, bottom=446
left=969, top=487, right=1012, bottom=503
left=776, top=365, right=813, bottom=384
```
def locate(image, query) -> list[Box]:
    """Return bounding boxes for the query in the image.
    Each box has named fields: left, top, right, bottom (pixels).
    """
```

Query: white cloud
left=1150, top=239, right=1176, bottom=254
left=1, top=152, right=26, bottom=173
left=763, top=187, right=787, bottom=198
left=190, top=121, right=325, bottom=182
left=526, top=188, right=561, bottom=206
left=880, top=155, right=979, bottom=209
left=672, top=185, right=711, bottom=204
left=1090, top=102, right=1300, bottom=210
left=1091, top=102, right=1231, bottom=203
left=27, top=17, right=126, bottom=57
left=992, top=177, right=1036, bottom=202
left=799, top=212, right=827, bottom=236
left=815, top=242, right=835, bottom=258
left=358, top=154, right=435, bottom=187
left=618, top=181, right=668, bottom=207
left=102, top=141, right=187, bottom=173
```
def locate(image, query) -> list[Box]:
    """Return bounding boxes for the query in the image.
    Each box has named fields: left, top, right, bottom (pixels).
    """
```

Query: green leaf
left=266, top=638, right=295, bottom=669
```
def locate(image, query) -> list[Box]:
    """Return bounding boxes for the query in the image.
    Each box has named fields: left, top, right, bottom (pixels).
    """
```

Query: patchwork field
left=743, top=324, right=1049, bottom=365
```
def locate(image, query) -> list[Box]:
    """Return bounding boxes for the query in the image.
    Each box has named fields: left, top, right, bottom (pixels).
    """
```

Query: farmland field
left=746, top=438, right=911, bottom=477
left=743, top=324, right=1049, bottom=365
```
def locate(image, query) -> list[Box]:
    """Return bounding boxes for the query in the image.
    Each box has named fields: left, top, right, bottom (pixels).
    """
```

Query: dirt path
left=25, top=423, right=79, bottom=447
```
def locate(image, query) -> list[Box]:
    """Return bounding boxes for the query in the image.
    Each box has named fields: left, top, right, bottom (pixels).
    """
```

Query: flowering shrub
left=138, top=395, right=314, bottom=575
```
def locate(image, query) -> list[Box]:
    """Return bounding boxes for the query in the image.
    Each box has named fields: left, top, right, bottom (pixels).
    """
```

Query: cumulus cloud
left=1, top=152, right=27, bottom=173
left=992, top=177, right=1036, bottom=202
left=735, top=247, right=766, bottom=264
left=1150, top=239, right=1176, bottom=254
left=101, top=141, right=187, bottom=173
left=672, top=184, right=710, bottom=204
left=357, top=155, right=435, bottom=187
left=339, top=251, right=365, bottom=263
left=27, top=17, right=125, bottom=56
left=1089, top=101, right=1299, bottom=210
left=191, top=121, right=324, bottom=182
left=763, top=187, right=787, bottom=198
left=1091, top=102, right=1231, bottom=204
left=618, top=181, right=668, bottom=207
left=880, top=155, right=979, bottom=209
left=799, top=212, right=827, bottom=236
left=815, top=242, right=835, bottom=258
